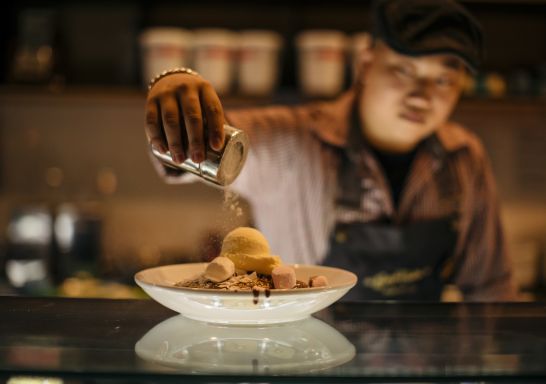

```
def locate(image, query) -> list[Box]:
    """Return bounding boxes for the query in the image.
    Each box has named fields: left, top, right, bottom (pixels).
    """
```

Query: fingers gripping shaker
left=151, top=124, right=249, bottom=186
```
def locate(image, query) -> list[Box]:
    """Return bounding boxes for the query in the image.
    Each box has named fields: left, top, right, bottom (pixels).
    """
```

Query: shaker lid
left=216, top=127, right=249, bottom=186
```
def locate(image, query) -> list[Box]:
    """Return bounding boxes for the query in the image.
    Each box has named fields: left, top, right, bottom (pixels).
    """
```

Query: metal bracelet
left=147, top=67, right=200, bottom=91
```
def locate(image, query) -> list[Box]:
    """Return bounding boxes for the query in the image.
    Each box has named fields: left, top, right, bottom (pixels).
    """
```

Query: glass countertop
left=0, top=296, right=545, bottom=383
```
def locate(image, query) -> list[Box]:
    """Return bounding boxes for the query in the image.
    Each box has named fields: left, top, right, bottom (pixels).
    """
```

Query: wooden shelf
left=457, top=97, right=546, bottom=113
left=1, top=84, right=544, bottom=111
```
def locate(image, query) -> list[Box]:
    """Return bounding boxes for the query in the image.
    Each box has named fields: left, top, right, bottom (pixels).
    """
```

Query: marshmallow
left=204, top=256, right=235, bottom=283
left=272, top=265, right=296, bottom=289
left=309, top=275, right=329, bottom=287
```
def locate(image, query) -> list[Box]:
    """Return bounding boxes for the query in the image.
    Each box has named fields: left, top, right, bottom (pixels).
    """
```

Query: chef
left=144, top=0, right=517, bottom=301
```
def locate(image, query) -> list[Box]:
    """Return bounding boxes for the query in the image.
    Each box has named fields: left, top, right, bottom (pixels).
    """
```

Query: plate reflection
left=135, top=315, right=355, bottom=374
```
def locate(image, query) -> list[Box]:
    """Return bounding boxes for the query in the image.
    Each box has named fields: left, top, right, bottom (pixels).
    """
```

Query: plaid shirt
left=156, top=90, right=517, bottom=301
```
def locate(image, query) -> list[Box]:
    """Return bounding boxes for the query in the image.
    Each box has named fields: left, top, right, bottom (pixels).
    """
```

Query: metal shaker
left=151, top=124, right=249, bottom=186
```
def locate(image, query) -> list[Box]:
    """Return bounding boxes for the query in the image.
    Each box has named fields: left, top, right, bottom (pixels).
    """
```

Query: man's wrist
left=147, top=67, right=200, bottom=91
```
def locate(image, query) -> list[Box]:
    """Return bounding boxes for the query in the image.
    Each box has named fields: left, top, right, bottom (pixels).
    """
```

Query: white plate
left=134, top=263, right=357, bottom=324
left=135, top=315, right=355, bottom=374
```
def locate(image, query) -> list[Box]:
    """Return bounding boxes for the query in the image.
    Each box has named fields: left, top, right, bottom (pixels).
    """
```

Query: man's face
left=358, top=41, right=466, bottom=153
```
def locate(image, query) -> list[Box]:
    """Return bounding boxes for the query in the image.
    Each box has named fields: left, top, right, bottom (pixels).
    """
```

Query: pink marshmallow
left=309, top=275, right=329, bottom=287
left=272, top=266, right=297, bottom=289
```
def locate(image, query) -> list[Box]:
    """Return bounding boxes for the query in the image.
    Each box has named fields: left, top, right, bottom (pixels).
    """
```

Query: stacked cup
left=296, top=30, right=348, bottom=97
left=237, top=30, right=283, bottom=96
left=139, top=27, right=192, bottom=88
left=192, top=29, right=238, bottom=95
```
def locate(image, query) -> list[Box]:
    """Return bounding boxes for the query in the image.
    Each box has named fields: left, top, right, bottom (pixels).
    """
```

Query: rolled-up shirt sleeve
left=147, top=103, right=313, bottom=193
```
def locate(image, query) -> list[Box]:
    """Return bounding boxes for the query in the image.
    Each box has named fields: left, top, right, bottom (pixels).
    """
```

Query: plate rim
left=134, top=262, right=357, bottom=296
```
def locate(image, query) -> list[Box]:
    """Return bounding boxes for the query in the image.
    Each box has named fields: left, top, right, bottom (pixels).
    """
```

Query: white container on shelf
left=237, top=30, right=283, bottom=96
left=351, top=31, right=373, bottom=82
left=139, top=27, right=193, bottom=88
left=295, top=30, right=348, bottom=97
left=192, top=29, right=237, bottom=95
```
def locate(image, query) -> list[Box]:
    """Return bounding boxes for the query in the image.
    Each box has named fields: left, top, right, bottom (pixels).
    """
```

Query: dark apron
left=322, top=129, right=458, bottom=301
left=323, top=217, right=457, bottom=301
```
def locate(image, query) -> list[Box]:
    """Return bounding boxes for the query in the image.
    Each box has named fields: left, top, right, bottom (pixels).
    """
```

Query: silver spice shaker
left=151, top=124, right=249, bottom=186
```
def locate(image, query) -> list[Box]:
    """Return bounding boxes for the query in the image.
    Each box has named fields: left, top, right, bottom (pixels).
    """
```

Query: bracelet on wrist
left=148, top=67, right=200, bottom=91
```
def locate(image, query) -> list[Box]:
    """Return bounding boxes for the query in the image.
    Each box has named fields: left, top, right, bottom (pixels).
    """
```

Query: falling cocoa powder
left=223, top=187, right=243, bottom=218
left=212, top=186, right=246, bottom=240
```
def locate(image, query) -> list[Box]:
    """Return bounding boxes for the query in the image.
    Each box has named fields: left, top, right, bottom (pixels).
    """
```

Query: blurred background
left=0, top=0, right=545, bottom=300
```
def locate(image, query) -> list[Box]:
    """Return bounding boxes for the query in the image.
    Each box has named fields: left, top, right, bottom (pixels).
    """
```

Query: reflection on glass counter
left=135, top=315, right=355, bottom=374
left=1, top=297, right=545, bottom=383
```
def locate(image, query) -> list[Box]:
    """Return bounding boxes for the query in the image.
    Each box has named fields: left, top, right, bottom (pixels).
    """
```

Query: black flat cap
left=372, top=0, right=484, bottom=72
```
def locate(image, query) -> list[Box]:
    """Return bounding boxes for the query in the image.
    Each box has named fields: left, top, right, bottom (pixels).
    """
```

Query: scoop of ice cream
left=222, top=227, right=270, bottom=255
left=309, top=275, right=329, bottom=287
left=272, top=265, right=296, bottom=289
left=203, top=256, right=235, bottom=283
left=220, top=227, right=281, bottom=275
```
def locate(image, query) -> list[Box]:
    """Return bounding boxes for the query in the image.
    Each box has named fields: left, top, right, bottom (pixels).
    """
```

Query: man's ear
left=360, top=49, right=374, bottom=65
left=354, top=47, right=375, bottom=87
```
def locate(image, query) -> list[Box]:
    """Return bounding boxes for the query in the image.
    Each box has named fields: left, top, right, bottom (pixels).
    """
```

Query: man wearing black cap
left=144, top=0, right=517, bottom=301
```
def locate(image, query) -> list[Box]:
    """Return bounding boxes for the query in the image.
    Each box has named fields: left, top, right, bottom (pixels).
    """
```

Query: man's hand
left=145, top=73, right=225, bottom=164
